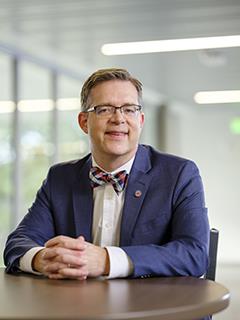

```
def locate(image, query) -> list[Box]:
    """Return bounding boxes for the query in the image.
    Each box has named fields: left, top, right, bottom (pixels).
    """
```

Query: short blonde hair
left=80, top=68, right=142, bottom=111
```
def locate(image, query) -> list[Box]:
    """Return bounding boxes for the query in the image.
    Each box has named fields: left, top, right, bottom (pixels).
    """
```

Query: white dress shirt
left=91, top=157, right=134, bottom=278
left=20, top=157, right=134, bottom=278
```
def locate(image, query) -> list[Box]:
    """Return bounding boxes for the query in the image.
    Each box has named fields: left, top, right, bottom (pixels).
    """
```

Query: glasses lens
left=95, top=106, right=112, bottom=116
left=122, top=105, right=139, bottom=116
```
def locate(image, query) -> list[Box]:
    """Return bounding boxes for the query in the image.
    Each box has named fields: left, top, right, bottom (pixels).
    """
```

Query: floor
left=214, top=264, right=240, bottom=320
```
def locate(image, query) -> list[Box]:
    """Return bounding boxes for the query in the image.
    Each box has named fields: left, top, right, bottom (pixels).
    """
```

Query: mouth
left=105, top=131, right=128, bottom=138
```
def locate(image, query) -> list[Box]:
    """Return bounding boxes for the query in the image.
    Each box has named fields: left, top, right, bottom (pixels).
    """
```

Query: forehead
left=89, top=80, right=139, bottom=104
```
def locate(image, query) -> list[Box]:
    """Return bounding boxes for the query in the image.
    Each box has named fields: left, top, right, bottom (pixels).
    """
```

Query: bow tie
left=89, top=167, right=128, bottom=195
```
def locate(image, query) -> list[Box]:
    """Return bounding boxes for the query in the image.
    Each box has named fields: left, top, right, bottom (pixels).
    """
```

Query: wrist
left=32, top=249, right=45, bottom=273
left=103, top=248, right=110, bottom=276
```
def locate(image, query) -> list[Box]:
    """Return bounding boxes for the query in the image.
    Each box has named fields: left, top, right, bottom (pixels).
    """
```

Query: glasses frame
left=85, top=104, right=142, bottom=117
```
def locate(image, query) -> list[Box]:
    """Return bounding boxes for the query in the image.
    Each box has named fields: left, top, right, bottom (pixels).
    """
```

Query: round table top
left=0, top=269, right=230, bottom=320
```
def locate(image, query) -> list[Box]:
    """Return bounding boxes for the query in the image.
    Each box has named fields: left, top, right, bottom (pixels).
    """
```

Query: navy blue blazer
left=4, top=144, right=210, bottom=278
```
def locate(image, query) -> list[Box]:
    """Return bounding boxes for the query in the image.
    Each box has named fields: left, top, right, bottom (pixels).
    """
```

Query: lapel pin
left=134, top=190, right=142, bottom=198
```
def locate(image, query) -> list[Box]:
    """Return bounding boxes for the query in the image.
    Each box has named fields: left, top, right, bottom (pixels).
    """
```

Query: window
left=0, top=53, right=12, bottom=265
left=0, top=56, right=89, bottom=266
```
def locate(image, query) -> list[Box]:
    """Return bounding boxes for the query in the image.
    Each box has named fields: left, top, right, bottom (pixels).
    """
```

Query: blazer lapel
left=72, top=157, right=93, bottom=242
left=120, top=145, right=152, bottom=246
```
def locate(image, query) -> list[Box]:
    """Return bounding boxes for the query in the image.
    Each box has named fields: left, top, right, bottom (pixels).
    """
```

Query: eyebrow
left=93, top=103, right=139, bottom=107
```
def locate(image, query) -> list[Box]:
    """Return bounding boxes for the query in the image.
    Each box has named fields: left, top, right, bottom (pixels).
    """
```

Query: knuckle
left=54, top=247, right=60, bottom=254
left=76, top=250, right=84, bottom=258
left=60, top=255, right=67, bottom=263
left=54, top=247, right=63, bottom=256
left=76, top=257, right=85, bottom=265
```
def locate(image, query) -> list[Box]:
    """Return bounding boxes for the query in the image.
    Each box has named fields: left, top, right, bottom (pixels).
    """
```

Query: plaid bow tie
left=89, top=167, right=128, bottom=195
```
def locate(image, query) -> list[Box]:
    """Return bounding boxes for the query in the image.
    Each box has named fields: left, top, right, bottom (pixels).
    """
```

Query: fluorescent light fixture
left=0, top=98, right=80, bottom=113
left=18, top=99, right=54, bottom=112
left=101, top=35, right=240, bottom=55
left=194, top=90, right=240, bottom=104
left=57, top=98, right=79, bottom=110
left=0, top=101, right=15, bottom=113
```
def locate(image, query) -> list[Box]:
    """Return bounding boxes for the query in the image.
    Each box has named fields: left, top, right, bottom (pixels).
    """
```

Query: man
left=4, top=68, right=209, bottom=281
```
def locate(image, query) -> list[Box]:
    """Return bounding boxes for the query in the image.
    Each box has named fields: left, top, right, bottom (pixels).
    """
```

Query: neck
left=92, top=152, right=137, bottom=172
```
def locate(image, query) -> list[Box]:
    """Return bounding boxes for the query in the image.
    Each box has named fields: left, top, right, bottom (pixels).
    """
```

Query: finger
left=77, top=235, right=85, bottom=242
left=58, top=266, right=89, bottom=279
left=42, top=247, right=62, bottom=260
left=45, top=236, right=86, bottom=250
left=43, top=247, right=78, bottom=260
left=43, top=262, right=69, bottom=274
left=47, top=273, right=65, bottom=279
left=44, top=255, right=87, bottom=272
left=48, top=273, right=87, bottom=281
left=43, top=247, right=87, bottom=264
left=45, top=235, right=74, bottom=248
left=47, top=265, right=88, bottom=280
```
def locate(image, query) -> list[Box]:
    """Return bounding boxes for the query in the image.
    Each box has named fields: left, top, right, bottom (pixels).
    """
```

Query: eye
left=123, top=106, right=136, bottom=114
left=96, top=106, right=111, bottom=115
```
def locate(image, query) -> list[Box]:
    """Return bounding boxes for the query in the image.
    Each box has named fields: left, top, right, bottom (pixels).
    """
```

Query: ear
left=139, top=112, right=145, bottom=128
left=78, top=112, right=88, bottom=134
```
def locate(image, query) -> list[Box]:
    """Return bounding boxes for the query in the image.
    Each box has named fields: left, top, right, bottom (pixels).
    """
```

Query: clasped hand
left=32, top=235, right=110, bottom=280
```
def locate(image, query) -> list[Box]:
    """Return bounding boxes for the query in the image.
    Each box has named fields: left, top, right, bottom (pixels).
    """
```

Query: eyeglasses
left=85, top=104, right=142, bottom=118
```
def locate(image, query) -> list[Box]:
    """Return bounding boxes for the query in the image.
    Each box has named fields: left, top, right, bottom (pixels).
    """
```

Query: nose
left=110, top=108, right=126, bottom=123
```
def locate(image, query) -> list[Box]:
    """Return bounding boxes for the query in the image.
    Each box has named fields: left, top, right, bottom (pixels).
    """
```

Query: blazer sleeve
left=121, top=160, right=210, bottom=278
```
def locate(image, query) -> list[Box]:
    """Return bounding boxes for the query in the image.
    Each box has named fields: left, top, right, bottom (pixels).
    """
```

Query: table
left=0, top=268, right=229, bottom=320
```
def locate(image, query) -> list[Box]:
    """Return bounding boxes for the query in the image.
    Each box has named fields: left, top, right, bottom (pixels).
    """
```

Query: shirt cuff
left=19, top=247, right=44, bottom=275
left=105, top=246, right=133, bottom=279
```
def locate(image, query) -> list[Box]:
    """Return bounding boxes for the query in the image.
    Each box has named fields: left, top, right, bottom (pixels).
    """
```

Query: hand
left=84, top=241, right=110, bottom=278
left=32, top=236, right=110, bottom=280
left=33, top=235, right=88, bottom=280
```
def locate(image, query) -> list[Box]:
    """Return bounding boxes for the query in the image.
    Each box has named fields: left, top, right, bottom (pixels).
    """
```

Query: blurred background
left=0, top=1, right=239, bottom=318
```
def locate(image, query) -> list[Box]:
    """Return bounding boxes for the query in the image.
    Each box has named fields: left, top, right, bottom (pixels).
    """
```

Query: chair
left=205, top=228, right=219, bottom=281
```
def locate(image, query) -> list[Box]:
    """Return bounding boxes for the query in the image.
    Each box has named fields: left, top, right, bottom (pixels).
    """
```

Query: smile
left=105, top=131, right=128, bottom=138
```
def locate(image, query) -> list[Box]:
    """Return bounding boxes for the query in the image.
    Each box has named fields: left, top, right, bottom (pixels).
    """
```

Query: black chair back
left=205, top=228, right=219, bottom=281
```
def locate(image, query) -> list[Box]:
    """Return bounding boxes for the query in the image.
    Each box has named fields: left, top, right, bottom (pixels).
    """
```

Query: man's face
left=78, top=80, right=144, bottom=169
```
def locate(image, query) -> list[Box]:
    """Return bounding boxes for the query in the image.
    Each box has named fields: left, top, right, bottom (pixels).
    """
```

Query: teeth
left=106, top=131, right=128, bottom=135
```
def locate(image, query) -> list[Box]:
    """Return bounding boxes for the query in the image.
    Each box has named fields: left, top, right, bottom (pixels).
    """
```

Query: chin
left=103, top=141, right=136, bottom=157
left=111, top=149, right=136, bottom=160
left=108, top=150, right=128, bottom=157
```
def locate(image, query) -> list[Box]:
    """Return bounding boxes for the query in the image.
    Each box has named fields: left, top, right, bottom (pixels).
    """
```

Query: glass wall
left=58, top=75, right=89, bottom=162
left=0, top=53, right=12, bottom=265
left=20, top=110, right=52, bottom=217
left=19, top=62, right=53, bottom=218
left=0, top=52, right=89, bottom=266
left=0, top=112, right=12, bottom=266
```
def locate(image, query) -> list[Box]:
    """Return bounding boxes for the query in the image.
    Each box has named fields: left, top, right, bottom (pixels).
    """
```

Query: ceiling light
left=194, top=90, right=240, bottom=104
left=57, top=98, right=79, bottom=110
left=0, top=99, right=80, bottom=113
left=0, top=101, right=15, bottom=113
left=101, top=35, right=240, bottom=55
left=18, top=99, right=54, bottom=112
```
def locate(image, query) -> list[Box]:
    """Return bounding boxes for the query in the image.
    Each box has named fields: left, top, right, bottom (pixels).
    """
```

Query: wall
left=164, top=102, right=240, bottom=264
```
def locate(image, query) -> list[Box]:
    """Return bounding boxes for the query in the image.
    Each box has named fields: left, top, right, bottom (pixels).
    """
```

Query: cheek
left=88, top=122, right=104, bottom=140
left=132, top=122, right=143, bottom=135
